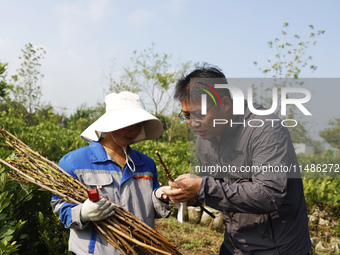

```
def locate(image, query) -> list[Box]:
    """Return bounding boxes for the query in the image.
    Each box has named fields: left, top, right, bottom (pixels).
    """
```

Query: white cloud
left=128, top=8, right=154, bottom=28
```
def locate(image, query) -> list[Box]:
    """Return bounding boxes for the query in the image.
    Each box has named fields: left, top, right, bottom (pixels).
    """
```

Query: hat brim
left=81, top=108, right=163, bottom=143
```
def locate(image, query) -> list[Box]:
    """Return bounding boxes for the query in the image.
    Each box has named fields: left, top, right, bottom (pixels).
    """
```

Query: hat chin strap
left=110, top=133, right=136, bottom=172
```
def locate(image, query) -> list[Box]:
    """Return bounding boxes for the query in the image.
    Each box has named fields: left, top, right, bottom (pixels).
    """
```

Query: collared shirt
left=51, top=141, right=170, bottom=255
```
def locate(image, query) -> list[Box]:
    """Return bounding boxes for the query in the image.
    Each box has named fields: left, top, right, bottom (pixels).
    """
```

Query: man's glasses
left=178, top=104, right=214, bottom=122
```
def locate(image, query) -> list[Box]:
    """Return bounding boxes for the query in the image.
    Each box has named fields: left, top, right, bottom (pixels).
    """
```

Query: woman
left=51, top=91, right=171, bottom=254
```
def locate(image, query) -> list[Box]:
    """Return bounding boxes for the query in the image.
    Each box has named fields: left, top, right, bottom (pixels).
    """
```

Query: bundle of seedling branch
left=0, top=128, right=181, bottom=255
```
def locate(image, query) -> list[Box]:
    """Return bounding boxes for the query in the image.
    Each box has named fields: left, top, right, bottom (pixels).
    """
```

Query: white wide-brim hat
left=81, top=91, right=163, bottom=144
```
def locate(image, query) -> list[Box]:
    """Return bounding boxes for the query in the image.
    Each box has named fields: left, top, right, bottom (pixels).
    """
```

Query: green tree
left=157, top=113, right=190, bottom=143
left=319, top=118, right=340, bottom=149
left=11, top=43, right=46, bottom=115
left=0, top=62, right=10, bottom=100
left=126, top=44, right=190, bottom=116
left=102, top=44, right=191, bottom=142
left=103, top=58, right=141, bottom=94
left=67, top=103, right=105, bottom=132
left=104, top=44, right=191, bottom=116
left=253, top=22, right=324, bottom=144
left=288, top=113, right=311, bottom=143
left=254, top=22, right=325, bottom=79
left=33, top=104, right=61, bottom=125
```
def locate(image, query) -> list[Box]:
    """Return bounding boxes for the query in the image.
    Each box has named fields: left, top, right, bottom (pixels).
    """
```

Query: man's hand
left=80, top=198, right=116, bottom=222
left=163, top=174, right=202, bottom=203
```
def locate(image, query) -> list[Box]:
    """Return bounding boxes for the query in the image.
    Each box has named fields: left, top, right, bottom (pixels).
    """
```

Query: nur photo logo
left=196, top=81, right=312, bottom=128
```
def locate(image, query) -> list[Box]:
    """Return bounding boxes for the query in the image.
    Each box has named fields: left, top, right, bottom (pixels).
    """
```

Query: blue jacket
left=51, top=142, right=171, bottom=255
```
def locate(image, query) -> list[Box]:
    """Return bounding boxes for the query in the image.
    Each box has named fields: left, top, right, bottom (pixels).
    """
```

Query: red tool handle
left=88, top=189, right=100, bottom=202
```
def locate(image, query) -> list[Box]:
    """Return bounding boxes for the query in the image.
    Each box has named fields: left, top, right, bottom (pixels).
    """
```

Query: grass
left=155, top=217, right=224, bottom=255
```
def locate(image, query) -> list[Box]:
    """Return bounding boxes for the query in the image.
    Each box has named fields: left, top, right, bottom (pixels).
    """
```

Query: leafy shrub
left=132, top=140, right=190, bottom=185
left=0, top=166, right=71, bottom=255
left=0, top=114, right=87, bottom=161
left=0, top=114, right=82, bottom=254
left=298, top=152, right=340, bottom=215
left=303, top=178, right=340, bottom=215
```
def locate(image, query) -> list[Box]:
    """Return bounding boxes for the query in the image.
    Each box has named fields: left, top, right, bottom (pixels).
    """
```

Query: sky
left=0, top=0, right=339, bottom=140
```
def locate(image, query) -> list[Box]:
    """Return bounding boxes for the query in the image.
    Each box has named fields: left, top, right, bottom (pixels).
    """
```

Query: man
left=163, top=65, right=311, bottom=255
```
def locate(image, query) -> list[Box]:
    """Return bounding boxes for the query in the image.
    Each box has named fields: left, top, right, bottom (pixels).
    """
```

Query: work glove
left=80, top=198, right=116, bottom=222
left=154, top=186, right=171, bottom=203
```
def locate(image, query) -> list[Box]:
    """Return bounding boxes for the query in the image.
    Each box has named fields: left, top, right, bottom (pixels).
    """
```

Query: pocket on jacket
left=75, top=170, right=121, bottom=204
left=81, top=172, right=114, bottom=187
left=231, top=213, right=274, bottom=248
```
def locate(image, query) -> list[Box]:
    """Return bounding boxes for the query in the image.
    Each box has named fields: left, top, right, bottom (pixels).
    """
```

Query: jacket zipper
left=268, top=213, right=280, bottom=255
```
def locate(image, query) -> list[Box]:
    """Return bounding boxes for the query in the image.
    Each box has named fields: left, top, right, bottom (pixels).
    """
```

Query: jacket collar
left=88, top=141, right=144, bottom=166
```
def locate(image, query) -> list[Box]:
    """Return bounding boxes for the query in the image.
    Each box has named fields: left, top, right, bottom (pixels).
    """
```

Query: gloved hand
left=80, top=198, right=116, bottom=222
left=154, top=186, right=171, bottom=203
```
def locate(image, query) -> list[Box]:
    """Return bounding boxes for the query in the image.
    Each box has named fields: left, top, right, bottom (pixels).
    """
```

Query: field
left=155, top=217, right=224, bottom=255
left=0, top=127, right=339, bottom=254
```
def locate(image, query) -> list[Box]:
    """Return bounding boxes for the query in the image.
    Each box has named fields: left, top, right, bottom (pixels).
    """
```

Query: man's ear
left=221, top=96, right=232, bottom=111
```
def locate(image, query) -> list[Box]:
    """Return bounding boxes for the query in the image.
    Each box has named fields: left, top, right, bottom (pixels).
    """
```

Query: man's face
left=180, top=99, right=232, bottom=141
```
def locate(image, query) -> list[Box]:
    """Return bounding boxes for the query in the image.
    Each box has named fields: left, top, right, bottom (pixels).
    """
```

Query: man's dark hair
left=174, top=63, right=231, bottom=102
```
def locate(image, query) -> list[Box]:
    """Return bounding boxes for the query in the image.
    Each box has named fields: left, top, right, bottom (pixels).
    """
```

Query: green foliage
left=0, top=114, right=86, bottom=161
left=319, top=118, right=340, bottom=149
left=67, top=103, right=105, bottom=132
left=35, top=212, right=72, bottom=255
left=0, top=41, right=338, bottom=254
left=297, top=151, right=340, bottom=178
left=0, top=165, right=71, bottom=255
left=157, top=113, right=190, bottom=143
left=303, top=178, right=340, bottom=216
left=104, top=44, right=191, bottom=117
left=254, top=23, right=325, bottom=144
left=104, top=58, right=141, bottom=94
left=0, top=99, right=28, bottom=121
left=287, top=112, right=312, bottom=144
left=131, top=140, right=190, bottom=185
left=23, top=122, right=87, bottom=161
left=254, top=22, right=325, bottom=79
left=0, top=62, right=10, bottom=100
left=0, top=185, right=25, bottom=255
left=298, top=153, right=340, bottom=215
left=126, top=44, right=191, bottom=116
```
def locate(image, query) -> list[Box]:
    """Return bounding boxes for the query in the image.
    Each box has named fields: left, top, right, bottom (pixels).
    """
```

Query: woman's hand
left=162, top=174, right=202, bottom=203
left=80, top=198, right=116, bottom=222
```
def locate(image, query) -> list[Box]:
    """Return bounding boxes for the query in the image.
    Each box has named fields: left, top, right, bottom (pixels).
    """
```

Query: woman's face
left=111, top=123, right=143, bottom=147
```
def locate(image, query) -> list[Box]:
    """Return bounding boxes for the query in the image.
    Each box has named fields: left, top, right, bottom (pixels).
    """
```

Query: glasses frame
left=178, top=104, right=215, bottom=122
